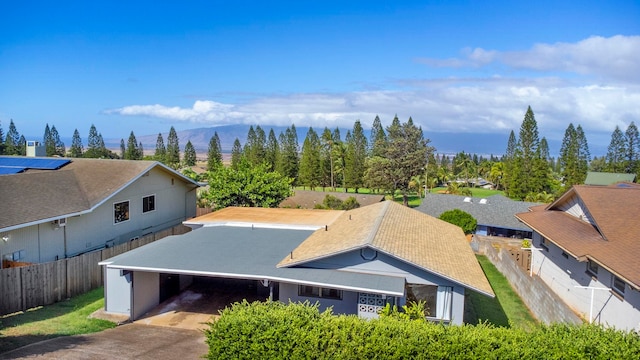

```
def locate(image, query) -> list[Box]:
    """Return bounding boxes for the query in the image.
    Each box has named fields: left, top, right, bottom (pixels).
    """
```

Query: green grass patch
left=0, top=287, right=116, bottom=353
left=465, top=255, right=537, bottom=329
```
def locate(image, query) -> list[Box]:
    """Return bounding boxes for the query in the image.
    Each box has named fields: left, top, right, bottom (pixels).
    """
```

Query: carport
left=99, top=225, right=405, bottom=322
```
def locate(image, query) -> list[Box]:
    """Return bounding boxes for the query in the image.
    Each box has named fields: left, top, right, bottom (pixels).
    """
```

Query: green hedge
left=205, top=301, right=640, bottom=359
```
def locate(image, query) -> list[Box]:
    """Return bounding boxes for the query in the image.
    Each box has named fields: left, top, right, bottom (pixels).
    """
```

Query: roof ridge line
left=364, top=200, right=391, bottom=245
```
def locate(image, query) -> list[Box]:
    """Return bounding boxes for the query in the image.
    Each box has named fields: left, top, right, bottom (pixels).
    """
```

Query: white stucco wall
left=532, top=233, right=640, bottom=331
left=104, top=267, right=132, bottom=315
left=132, top=271, right=160, bottom=320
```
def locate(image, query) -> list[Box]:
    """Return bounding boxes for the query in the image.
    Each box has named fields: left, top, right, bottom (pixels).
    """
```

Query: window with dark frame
left=540, top=237, right=550, bottom=251
left=143, top=195, right=156, bottom=213
left=612, top=276, right=625, bottom=296
left=114, top=201, right=130, bottom=223
left=298, top=285, right=343, bottom=300
left=587, top=259, right=599, bottom=276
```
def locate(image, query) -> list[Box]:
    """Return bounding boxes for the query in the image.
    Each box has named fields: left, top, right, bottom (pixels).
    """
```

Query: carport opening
left=145, top=276, right=279, bottom=322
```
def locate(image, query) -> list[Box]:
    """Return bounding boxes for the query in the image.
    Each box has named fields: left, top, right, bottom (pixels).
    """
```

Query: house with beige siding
left=100, top=201, right=494, bottom=323
left=0, top=157, right=199, bottom=267
left=516, top=183, right=640, bottom=331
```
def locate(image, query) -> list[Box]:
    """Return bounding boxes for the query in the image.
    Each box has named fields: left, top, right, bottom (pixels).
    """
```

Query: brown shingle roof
left=278, top=201, right=494, bottom=296
left=516, top=184, right=640, bottom=289
left=1, top=158, right=197, bottom=230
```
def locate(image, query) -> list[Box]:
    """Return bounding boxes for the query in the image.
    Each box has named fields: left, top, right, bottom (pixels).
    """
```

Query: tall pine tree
left=155, top=133, right=166, bottom=163
left=166, top=126, right=180, bottom=169
left=625, top=122, right=639, bottom=174
left=606, top=126, right=626, bottom=172
left=298, top=127, right=321, bottom=190
left=5, top=120, right=21, bottom=155
left=70, top=129, right=84, bottom=157
left=184, top=141, right=196, bottom=166
left=344, top=120, right=368, bottom=192
left=207, top=132, right=223, bottom=171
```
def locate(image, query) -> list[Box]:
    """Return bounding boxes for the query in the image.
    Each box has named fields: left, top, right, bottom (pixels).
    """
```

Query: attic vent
left=360, top=248, right=377, bottom=261
left=52, top=218, right=67, bottom=228
left=463, top=197, right=472, bottom=203
left=479, top=198, right=487, bottom=205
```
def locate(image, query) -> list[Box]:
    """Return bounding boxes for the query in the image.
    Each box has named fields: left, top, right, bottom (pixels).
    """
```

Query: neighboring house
left=100, top=201, right=494, bottom=324
left=416, top=193, right=538, bottom=238
left=0, top=156, right=199, bottom=266
left=516, top=183, right=640, bottom=331
left=584, top=171, right=636, bottom=185
left=279, top=190, right=385, bottom=209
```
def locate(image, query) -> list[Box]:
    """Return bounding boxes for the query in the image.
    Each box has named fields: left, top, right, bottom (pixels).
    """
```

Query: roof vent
left=479, top=198, right=487, bottom=205
left=463, top=197, right=472, bottom=203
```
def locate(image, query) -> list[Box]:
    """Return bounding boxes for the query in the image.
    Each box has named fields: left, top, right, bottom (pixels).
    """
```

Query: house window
left=298, top=285, right=343, bottom=300
left=114, top=201, right=130, bottom=224
left=612, top=276, right=625, bottom=296
left=586, top=260, right=598, bottom=276
left=143, top=195, right=156, bottom=213
left=540, top=237, right=549, bottom=251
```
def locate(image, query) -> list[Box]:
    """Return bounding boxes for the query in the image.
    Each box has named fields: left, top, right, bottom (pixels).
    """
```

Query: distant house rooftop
left=584, top=172, right=636, bottom=185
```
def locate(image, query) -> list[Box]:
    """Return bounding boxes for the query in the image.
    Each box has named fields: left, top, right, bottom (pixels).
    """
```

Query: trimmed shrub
left=204, top=301, right=640, bottom=359
left=439, top=208, right=477, bottom=234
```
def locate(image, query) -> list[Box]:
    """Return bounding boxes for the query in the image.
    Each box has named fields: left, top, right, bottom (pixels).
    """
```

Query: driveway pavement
left=0, top=324, right=208, bottom=360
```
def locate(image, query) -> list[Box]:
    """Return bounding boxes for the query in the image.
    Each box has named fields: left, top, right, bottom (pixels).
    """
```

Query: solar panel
left=0, top=157, right=71, bottom=170
left=0, top=166, right=26, bottom=175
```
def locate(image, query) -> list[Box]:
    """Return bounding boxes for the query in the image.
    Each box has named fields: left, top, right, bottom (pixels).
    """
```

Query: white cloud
left=418, top=35, right=640, bottom=82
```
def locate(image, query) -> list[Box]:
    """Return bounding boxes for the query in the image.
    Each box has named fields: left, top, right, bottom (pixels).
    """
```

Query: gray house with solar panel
left=0, top=155, right=198, bottom=267
left=100, top=202, right=494, bottom=324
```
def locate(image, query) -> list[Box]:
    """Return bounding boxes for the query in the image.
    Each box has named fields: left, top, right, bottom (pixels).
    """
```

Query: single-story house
left=100, top=201, right=494, bottom=324
left=0, top=156, right=199, bottom=267
left=279, top=189, right=385, bottom=209
left=416, top=193, right=538, bottom=238
left=516, top=183, right=640, bottom=331
left=584, top=171, right=636, bottom=185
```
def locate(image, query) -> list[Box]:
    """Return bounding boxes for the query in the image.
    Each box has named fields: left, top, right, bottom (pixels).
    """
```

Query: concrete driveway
left=1, top=278, right=263, bottom=359
left=0, top=324, right=208, bottom=360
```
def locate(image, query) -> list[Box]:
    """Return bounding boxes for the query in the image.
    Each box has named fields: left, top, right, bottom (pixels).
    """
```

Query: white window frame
left=114, top=200, right=130, bottom=224
left=142, top=194, right=156, bottom=214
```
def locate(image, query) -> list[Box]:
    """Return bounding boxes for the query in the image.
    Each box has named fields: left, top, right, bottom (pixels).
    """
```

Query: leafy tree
left=589, top=156, right=607, bottom=172
left=125, top=131, right=142, bottom=160
left=314, top=195, right=360, bottom=210
left=231, top=138, right=243, bottom=169
left=625, top=121, right=639, bottom=174
left=370, top=115, right=387, bottom=157
left=4, top=119, right=21, bottom=155
left=558, top=123, right=589, bottom=189
left=383, top=116, right=432, bottom=206
left=184, top=140, right=196, bottom=166
left=201, top=158, right=293, bottom=210
left=606, top=126, right=626, bottom=172
left=0, top=120, right=4, bottom=154
left=438, top=209, right=477, bottom=234
left=320, top=127, right=334, bottom=190
left=51, top=126, right=65, bottom=156
left=508, top=107, right=551, bottom=200
left=298, top=127, right=322, bottom=190
left=43, top=124, right=54, bottom=156
left=207, top=132, right=223, bottom=171
left=166, top=126, right=180, bottom=169
left=265, top=129, right=280, bottom=171
left=70, top=129, right=84, bottom=157
left=344, top=120, right=368, bottom=192
left=155, top=133, right=166, bottom=163
left=489, top=162, right=505, bottom=190
left=85, top=124, right=103, bottom=158
left=278, top=125, right=299, bottom=185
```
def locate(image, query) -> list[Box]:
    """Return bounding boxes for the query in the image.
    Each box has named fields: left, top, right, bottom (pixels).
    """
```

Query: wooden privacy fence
left=0, top=224, right=190, bottom=316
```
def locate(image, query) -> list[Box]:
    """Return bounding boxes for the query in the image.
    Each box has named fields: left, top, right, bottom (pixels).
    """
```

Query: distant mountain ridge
left=116, top=124, right=514, bottom=157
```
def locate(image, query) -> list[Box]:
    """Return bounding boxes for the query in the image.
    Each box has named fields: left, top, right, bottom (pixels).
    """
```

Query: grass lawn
left=465, top=255, right=538, bottom=330
left=0, top=287, right=116, bottom=353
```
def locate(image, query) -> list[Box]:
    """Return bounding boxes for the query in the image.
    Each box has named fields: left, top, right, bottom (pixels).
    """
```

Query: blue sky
left=1, top=0, right=639, bottom=155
